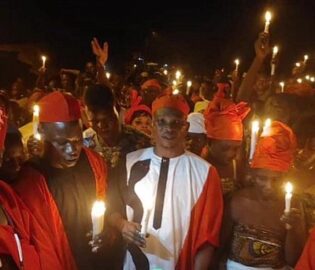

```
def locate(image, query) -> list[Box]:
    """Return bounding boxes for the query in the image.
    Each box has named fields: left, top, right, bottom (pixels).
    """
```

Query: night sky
left=1, top=0, right=315, bottom=86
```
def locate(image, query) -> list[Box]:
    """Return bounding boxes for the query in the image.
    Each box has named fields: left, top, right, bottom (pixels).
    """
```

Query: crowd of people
left=0, top=28, right=315, bottom=270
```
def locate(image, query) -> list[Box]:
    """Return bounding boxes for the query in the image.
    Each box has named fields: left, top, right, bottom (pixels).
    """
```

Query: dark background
left=1, top=0, right=315, bottom=87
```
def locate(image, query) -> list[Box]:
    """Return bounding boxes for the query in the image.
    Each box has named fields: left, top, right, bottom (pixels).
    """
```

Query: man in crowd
left=109, top=94, right=223, bottom=269
left=14, top=92, right=109, bottom=269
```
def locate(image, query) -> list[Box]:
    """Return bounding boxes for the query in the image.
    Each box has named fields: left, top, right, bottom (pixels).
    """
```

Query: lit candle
left=234, top=59, right=240, bottom=73
left=264, top=11, right=272, bottom=33
left=297, top=78, right=302, bottom=84
left=304, top=54, right=309, bottom=64
left=33, top=105, right=40, bottom=138
left=305, top=75, right=310, bottom=80
left=91, top=201, right=106, bottom=238
left=175, top=70, right=181, bottom=80
left=262, top=118, right=272, bottom=136
left=279, top=81, right=285, bottom=93
left=295, top=62, right=301, bottom=67
left=163, top=69, right=168, bottom=75
left=105, top=72, right=111, bottom=79
left=173, top=89, right=180, bottom=95
left=272, top=46, right=278, bottom=59
left=271, top=46, right=278, bottom=76
left=284, top=182, right=293, bottom=214
left=311, top=77, right=315, bottom=82
left=186, top=80, right=192, bottom=95
left=249, top=120, right=260, bottom=161
left=41, top=55, right=47, bottom=69
left=172, top=80, right=177, bottom=87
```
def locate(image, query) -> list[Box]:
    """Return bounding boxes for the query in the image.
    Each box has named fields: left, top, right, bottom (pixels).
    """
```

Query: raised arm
left=236, top=32, right=270, bottom=102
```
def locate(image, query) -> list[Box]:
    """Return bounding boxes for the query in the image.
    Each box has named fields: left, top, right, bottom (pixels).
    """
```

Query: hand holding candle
left=91, top=200, right=106, bottom=238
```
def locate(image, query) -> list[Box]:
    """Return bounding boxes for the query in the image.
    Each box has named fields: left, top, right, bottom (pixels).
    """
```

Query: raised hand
left=91, top=37, right=108, bottom=66
left=120, top=219, right=146, bottom=248
left=255, top=32, right=270, bottom=60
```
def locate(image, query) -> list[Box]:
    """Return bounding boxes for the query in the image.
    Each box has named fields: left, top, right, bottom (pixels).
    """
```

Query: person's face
left=253, top=75, right=270, bottom=98
left=60, top=74, right=72, bottom=90
left=131, top=115, right=152, bottom=136
left=41, top=121, right=83, bottom=168
left=265, top=97, right=290, bottom=124
left=153, top=108, right=189, bottom=152
left=1, top=141, right=25, bottom=182
left=186, top=133, right=207, bottom=155
left=85, top=62, right=96, bottom=76
left=208, top=139, right=242, bottom=165
left=140, top=88, right=161, bottom=107
left=295, top=137, right=315, bottom=171
left=253, top=168, right=284, bottom=199
left=87, top=108, right=120, bottom=145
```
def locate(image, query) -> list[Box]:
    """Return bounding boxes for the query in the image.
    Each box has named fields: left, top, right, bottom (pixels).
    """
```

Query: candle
left=297, top=78, right=303, bottom=84
left=163, top=69, right=168, bottom=75
left=172, top=80, right=177, bottom=87
left=173, top=89, right=180, bottom=95
left=305, top=75, right=310, bottom=80
left=311, top=77, right=315, bottom=82
left=41, top=55, right=47, bottom=69
left=91, top=201, right=106, bottom=238
left=33, top=105, right=40, bottom=138
left=284, top=182, right=293, bottom=213
left=234, top=59, right=240, bottom=73
left=175, top=70, right=181, bottom=80
left=295, top=62, right=301, bottom=67
left=272, top=46, right=279, bottom=59
left=262, top=118, right=272, bottom=136
left=249, top=120, right=260, bottom=161
left=105, top=72, right=111, bottom=80
left=304, top=54, right=309, bottom=64
left=186, top=80, right=192, bottom=95
left=264, top=11, right=272, bottom=33
left=279, top=81, right=285, bottom=93
left=271, top=46, right=278, bottom=76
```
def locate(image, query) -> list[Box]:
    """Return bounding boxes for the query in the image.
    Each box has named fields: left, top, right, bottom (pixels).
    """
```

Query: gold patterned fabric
left=229, top=223, right=285, bottom=268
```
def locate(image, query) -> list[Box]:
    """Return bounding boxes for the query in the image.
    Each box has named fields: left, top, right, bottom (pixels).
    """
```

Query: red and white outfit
left=123, top=147, right=223, bottom=270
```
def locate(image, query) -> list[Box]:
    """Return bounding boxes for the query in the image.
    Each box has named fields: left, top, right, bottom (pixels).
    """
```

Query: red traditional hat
left=251, top=121, right=297, bottom=172
left=0, top=107, right=8, bottom=150
left=124, top=104, right=152, bottom=125
left=152, top=94, right=190, bottom=117
left=141, top=79, right=162, bottom=91
left=204, top=97, right=250, bottom=141
left=38, top=92, right=81, bottom=123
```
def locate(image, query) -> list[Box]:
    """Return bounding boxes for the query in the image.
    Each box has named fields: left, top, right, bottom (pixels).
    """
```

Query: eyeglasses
left=154, top=119, right=186, bottom=129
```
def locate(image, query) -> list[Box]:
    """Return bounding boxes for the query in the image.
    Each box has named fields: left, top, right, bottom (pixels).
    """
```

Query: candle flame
left=33, top=104, right=40, bottom=116
left=91, top=201, right=106, bottom=217
left=187, top=80, right=192, bottom=87
left=41, top=55, right=46, bottom=62
left=175, top=70, right=181, bottom=80
left=34, top=133, right=41, bottom=140
left=172, top=80, right=177, bottom=86
left=163, top=69, right=168, bottom=75
left=295, top=62, right=301, bottom=67
left=265, top=11, right=272, bottom=22
left=279, top=81, right=285, bottom=87
left=297, top=78, right=303, bottom=83
left=264, top=118, right=272, bottom=128
left=252, top=120, right=260, bottom=133
left=285, top=182, right=293, bottom=194
left=311, top=77, right=315, bottom=82
left=234, top=59, right=240, bottom=65
left=306, top=75, right=310, bottom=80
left=105, top=72, right=111, bottom=79
left=304, top=54, right=309, bottom=61
left=173, top=89, right=180, bottom=95
left=273, top=46, right=279, bottom=55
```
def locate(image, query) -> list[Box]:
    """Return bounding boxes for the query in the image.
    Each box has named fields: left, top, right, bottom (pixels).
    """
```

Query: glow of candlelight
left=305, top=75, right=310, bottom=80
left=41, top=55, right=47, bottom=68
left=264, top=11, right=272, bottom=33
left=105, top=72, right=111, bottom=79
left=249, top=120, right=260, bottom=161
left=173, top=89, right=180, bottom=95
left=304, top=54, right=309, bottom=63
left=175, top=70, right=181, bottom=80
left=311, top=77, right=315, bottom=82
left=295, top=62, right=301, bottom=67
left=172, top=80, right=177, bottom=86
left=284, top=182, right=293, bottom=213
left=272, top=46, right=279, bottom=59
left=297, top=78, right=303, bottom=84
left=279, top=81, right=285, bottom=93
left=163, top=69, right=168, bottom=75
left=33, top=105, right=40, bottom=137
left=91, top=201, right=106, bottom=237
left=234, top=59, right=240, bottom=72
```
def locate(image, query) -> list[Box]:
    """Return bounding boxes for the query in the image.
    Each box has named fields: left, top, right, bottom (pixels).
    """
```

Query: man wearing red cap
left=203, top=95, right=250, bottom=194
left=139, top=79, right=163, bottom=107
left=13, top=92, right=108, bottom=269
left=220, top=121, right=306, bottom=269
left=109, top=94, right=223, bottom=269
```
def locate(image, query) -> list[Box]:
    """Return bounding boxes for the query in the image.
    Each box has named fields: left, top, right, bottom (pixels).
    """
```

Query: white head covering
left=187, top=112, right=206, bottom=134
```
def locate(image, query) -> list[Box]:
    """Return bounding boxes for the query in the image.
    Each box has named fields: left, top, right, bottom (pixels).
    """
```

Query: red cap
left=204, top=97, right=250, bottom=141
left=251, top=121, right=297, bottom=172
left=152, top=94, right=190, bottom=117
left=141, top=79, right=162, bottom=91
left=39, top=92, right=81, bottom=123
left=0, top=107, right=8, bottom=150
left=124, top=104, right=152, bottom=125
